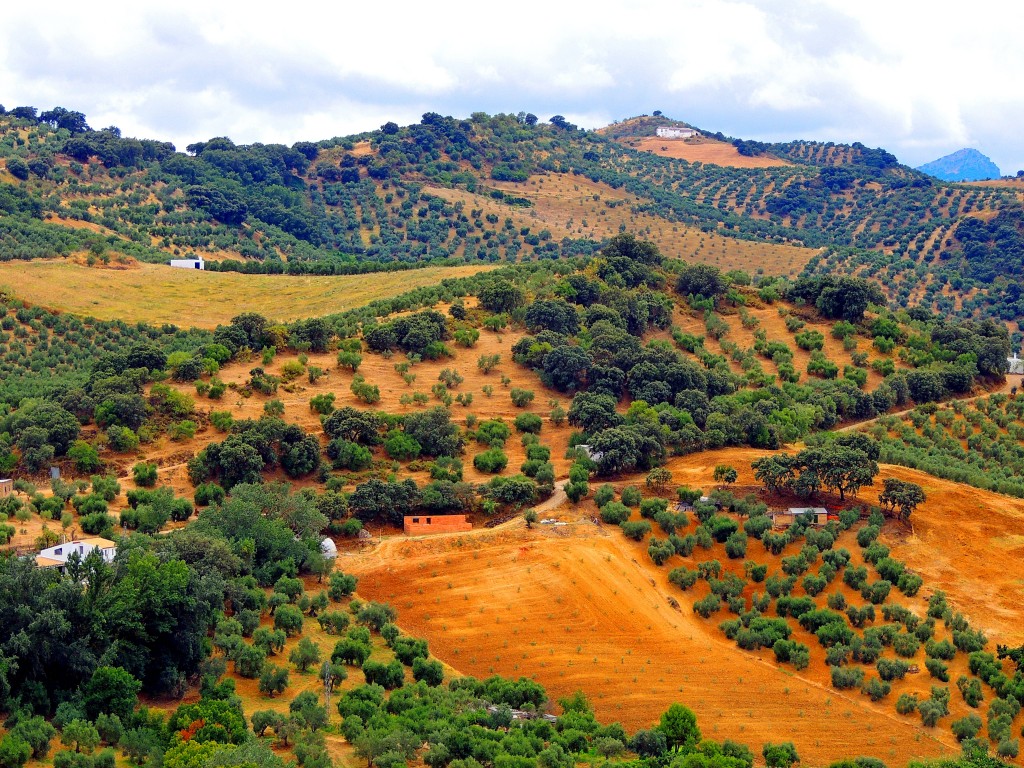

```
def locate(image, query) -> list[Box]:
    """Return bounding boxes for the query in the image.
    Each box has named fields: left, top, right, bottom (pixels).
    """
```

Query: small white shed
left=320, top=538, right=338, bottom=559
left=170, top=258, right=205, bottom=270
left=1008, top=354, right=1024, bottom=375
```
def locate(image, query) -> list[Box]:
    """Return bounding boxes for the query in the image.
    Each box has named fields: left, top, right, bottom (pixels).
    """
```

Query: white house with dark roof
left=36, top=537, right=117, bottom=569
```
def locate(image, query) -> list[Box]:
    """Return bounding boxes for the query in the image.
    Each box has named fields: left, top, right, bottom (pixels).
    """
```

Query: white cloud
left=0, top=0, right=1021, bottom=170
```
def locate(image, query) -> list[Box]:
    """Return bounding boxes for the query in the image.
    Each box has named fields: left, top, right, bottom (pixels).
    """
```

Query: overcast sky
left=2, top=1, right=1021, bottom=173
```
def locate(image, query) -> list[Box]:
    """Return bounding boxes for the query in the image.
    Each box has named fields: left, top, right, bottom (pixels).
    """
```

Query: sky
left=1, top=0, right=1022, bottom=173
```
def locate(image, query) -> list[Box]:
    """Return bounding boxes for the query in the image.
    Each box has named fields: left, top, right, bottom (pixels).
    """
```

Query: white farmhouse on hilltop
left=36, top=537, right=117, bottom=570
left=169, top=257, right=205, bottom=270
left=1009, top=353, right=1024, bottom=375
left=656, top=126, right=698, bottom=139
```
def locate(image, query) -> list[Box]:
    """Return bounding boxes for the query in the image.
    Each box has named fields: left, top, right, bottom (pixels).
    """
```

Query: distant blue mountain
left=917, top=148, right=1001, bottom=182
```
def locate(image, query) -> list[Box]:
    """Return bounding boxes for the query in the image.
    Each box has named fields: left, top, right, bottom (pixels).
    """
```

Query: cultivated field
left=425, top=172, right=816, bottom=277
left=624, top=137, right=792, bottom=168
left=0, top=260, right=496, bottom=328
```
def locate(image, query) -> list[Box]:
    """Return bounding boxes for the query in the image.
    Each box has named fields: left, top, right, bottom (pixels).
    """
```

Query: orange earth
left=345, top=447, right=1024, bottom=767
left=625, top=137, right=792, bottom=169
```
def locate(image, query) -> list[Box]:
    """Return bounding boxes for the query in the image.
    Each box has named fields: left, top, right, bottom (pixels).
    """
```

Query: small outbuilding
left=0, top=478, right=12, bottom=497
left=169, top=257, right=205, bottom=270
left=773, top=507, right=829, bottom=528
left=320, top=538, right=338, bottom=559
left=404, top=515, right=472, bottom=535
left=1008, top=353, right=1024, bottom=375
left=36, top=537, right=117, bottom=570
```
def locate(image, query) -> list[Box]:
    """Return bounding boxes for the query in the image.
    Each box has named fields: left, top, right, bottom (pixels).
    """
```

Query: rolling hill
left=2, top=104, right=1024, bottom=768
left=2, top=107, right=1024, bottom=334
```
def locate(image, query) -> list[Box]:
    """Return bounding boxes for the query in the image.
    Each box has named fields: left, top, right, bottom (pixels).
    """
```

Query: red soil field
left=625, top=137, right=792, bottom=169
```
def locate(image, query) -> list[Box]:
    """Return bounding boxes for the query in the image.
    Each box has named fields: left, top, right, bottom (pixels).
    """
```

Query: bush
left=862, top=676, right=891, bottom=701
left=513, top=413, right=542, bottom=434
left=925, top=658, right=949, bottom=682
left=877, top=658, right=910, bottom=681
left=918, top=699, right=946, bottom=727
left=476, top=418, right=511, bottom=446
left=693, top=595, right=721, bottom=618
left=621, top=486, right=643, bottom=507
left=509, top=388, right=534, bottom=407
left=473, top=449, right=508, bottom=474
left=668, top=567, right=698, bottom=590
left=620, top=520, right=652, bottom=541
left=831, top=667, right=864, bottom=690
left=892, top=632, right=920, bottom=658
left=648, top=538, right=675, bottom=566
left=195, top=482, right=225, bottom=507
left=310, top=394, right=335, bottom=415
left=384, top=430, right=421, bottom=461
left=599, top=502, right=630, bottom=525
left=724, top=531, right=747, bottom=559
left=895, top=693, right=918, bottom=715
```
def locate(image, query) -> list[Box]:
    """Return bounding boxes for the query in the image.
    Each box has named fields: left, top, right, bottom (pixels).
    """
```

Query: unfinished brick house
left=403, top=514, right=472, bottom=535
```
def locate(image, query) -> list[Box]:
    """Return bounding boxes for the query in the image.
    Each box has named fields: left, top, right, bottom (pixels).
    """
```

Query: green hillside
left=1, top=106, right=1023, bottom=332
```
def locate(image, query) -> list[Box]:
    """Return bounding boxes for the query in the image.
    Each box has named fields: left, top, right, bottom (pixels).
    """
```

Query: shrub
left=668, top=567, right=698, bottom=590
left=693, top=595, right=721, bottom=618
left=621, top=520, right=652, bottom=541
left=310, top=393, right=335, bottom=415
left=772, top=640, right=810, bottom=671
left=877, top=659, right=911, bottom=681
left=509, top=388, right=535, bottom=407
left=476, top=419, right=511, bottom=446
left=895, top=693, right=918, bottom=715
left=621, top=486, right=643, bottom=507
left=132, top=462, right=158, bottom=487
left=925, top=658, right=949, bottom=682
left=918, top=699, right=946, bottom=727
left=513, top=413, right=542, bottom=434
left=639, top=497, right=668, bottom=519
left=724, top=531, right=747, bottom=559
left=473, top=449, right=508, bottom=474
left=194, top=482, right=225, bottom=507
left=743, top=561, right=767, bottom=583
left=892, top=632, right=919, bottom=658
left=897, top=572, right=923, bottom=596
left=831, top=667, right=864, bottom=690
left=648, top=538, right=675, bottom=566
left=862, top=676, right=891, bottom=701
left=384, top=431, right=422, bottom=461
left=599, top=502, right=630, bottom=525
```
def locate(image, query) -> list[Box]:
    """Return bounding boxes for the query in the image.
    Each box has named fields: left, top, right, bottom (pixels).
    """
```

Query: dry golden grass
left=426, top=172, right=815, bottom=277
left=0, top=260, right=496, bottom=328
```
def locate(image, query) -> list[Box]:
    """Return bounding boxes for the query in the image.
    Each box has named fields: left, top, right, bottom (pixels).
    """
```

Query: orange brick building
left=403, top=514, right=472, bottom=535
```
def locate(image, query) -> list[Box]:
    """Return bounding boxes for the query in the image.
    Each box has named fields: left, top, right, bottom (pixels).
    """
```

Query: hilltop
left=2, top=105, right=1024, bottom=333
left=918, top=148, right=1001, bottom=182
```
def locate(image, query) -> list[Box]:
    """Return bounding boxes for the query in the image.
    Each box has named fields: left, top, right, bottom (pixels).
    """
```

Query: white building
left=1008, top=353, right=1024, bottom=375
left=169, top=257, right=205, bottom=270
left=36, top=537, right=117, bottom=569
left=320, top=538, right=338, bottom=559
left=656, top=126, right=698, bottom=139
